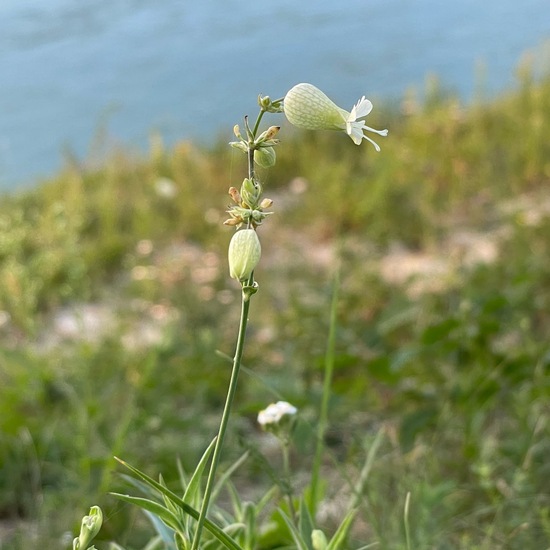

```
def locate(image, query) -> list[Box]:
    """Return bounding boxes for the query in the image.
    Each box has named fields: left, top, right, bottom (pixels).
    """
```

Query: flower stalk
left=192, top=97, right=281, bottom=550
left=192, top=85, right=385, bottom=549
left=191, top=287, right=252, bottom=549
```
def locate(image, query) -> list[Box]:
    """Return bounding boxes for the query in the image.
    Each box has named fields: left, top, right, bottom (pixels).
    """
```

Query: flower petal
left=346, top=121, right=365, bottom=145
left=350, top=96, right=373, bottom=120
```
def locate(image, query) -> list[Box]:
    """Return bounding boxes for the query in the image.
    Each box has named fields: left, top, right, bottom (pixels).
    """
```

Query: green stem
left=192, top=105, right=270, bottom=549
left=192, top=99, right=278, bottom=548
left=281, top=437, right=297, bottom=524
left=248, top=109, right=266, bottom=179
left=252, top=109, right=266, bottom=137
left=191, top=292, right=251, bottom=549
left=308, top=269, right=340, bottom=517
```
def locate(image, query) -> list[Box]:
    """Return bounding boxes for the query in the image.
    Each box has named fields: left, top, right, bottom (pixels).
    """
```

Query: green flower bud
left=258, top=94, right=272, bottom=110
left=229, top=140, right=248, bottom=153
left=240, top=177, right=262, bottom=208
left=73, top=506, right=103, bottom=550
left=254, top=146, right=276, bottom=168
left=311, top=529, right=328, bottom=550
left=228, top=229, right=261, bottom=281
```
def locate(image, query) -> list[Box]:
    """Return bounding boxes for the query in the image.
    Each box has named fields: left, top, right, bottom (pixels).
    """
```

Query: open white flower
left=257, top=401, right=297, bottom=427
left=283, top=83, right=388, bottom=150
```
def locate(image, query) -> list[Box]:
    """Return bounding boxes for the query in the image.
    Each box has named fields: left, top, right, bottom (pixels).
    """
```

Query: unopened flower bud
left=228, top=229, right=261, bottom=281
left=73, top=506, right=103, bottom=550
left=240, top=178, right=262, bottom=208
left=251, top=210, right=264, bottom=223
left=311, top=529, right=328, bottom=550
left=258, top=95, right=272, bottom=110
left=260, top=198, right=273, bottom=209
left=228, top=186, right=242, bottom=204
left=264, top=126, right=280, bottom=140
left=233, top=124, right=242, bottom=139
left=254, top=146, right=276, bottom=168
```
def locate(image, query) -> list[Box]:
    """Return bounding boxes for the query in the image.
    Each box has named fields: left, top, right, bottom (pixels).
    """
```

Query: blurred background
left=1, top=0, right=549, bottom=188
left=1, top=1, right=550, bottom=549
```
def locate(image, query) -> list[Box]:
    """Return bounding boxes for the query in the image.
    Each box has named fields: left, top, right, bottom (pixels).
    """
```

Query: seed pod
left=228, top=229, right=261, bottom=281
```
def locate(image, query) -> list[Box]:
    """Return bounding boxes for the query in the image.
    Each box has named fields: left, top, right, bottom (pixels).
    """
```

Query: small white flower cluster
left=257, top=401, right=297, bottom=427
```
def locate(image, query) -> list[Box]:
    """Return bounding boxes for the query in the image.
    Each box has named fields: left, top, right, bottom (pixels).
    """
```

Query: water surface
left=0, top=0, right=548, bottom=188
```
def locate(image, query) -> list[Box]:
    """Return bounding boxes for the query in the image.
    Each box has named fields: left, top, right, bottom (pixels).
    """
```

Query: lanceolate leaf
left=111, top=494, right=183, bottom=534
left=184, top=437, right=217, bottom=509
left=326, top=508, right=358, bottom=550
left=278, top=510, right=310, bottom=550
left=113, top=457, right=244, bottom=550
left=298, top=499, right=314, bottom=550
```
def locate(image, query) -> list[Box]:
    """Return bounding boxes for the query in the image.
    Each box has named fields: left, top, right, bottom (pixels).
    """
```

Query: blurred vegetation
left=1, top=64, right=550, bottom=549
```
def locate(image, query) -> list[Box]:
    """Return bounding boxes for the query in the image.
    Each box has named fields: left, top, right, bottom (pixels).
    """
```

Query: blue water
left=0, top=0, right=549, bottom=188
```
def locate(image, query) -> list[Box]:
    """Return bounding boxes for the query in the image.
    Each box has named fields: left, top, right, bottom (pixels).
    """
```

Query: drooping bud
left=254, top=146, right=276, bottom=168
left=228, top=229, right=261, bottom=281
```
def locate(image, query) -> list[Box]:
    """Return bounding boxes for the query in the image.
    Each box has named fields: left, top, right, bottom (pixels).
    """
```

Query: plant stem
left=308, top=269, right=340, bottom=517
left=247, top=109, right=265, bottom=180
left=404, top=491, right=412, bottom=550
left=281, top=437, right=297, bottom=524
left=191, top=292, right=251, bottom=549
left=192, top=105, right=270, bottom=549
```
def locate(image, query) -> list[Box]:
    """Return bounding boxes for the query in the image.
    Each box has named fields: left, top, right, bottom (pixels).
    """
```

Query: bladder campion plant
left=76, top=83, right=387, bottom=550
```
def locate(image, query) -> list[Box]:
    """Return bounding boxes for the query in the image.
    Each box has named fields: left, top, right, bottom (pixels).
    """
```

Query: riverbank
left=1, top=71, right=550, bottom=548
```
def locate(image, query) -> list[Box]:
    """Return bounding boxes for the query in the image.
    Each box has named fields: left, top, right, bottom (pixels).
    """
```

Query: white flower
left=283, top=83, right=388, bottom=150
left=257, top=401, right=298, bottom=427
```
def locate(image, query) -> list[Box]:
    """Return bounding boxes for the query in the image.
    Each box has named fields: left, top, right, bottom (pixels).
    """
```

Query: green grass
left=1, top=64, right=550, bottom=548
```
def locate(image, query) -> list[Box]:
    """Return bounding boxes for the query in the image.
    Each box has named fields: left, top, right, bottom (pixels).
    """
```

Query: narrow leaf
left=143, top=510, right=178, bottom=548
left=184, top=437, right=217, bottom=508
left=111, top=493, right=183, bottom=534
left=298, top=499, right=314, bottom=550
left=114, top=457, right=244, bottom=550
left=326, top=508, right=358, bottom=550
left=278, top=509, right=310, bottom=550
left=211, top=451, right=249, bottom=504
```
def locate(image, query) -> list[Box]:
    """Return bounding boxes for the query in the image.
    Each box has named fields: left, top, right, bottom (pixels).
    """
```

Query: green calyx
left=228, top=229, right=262, bottom=282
